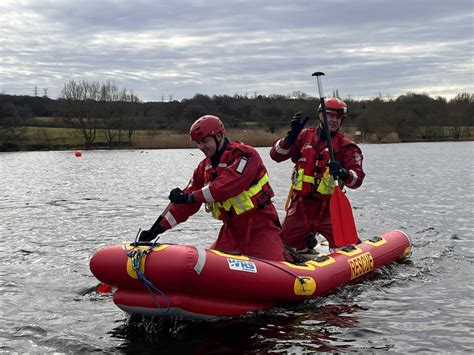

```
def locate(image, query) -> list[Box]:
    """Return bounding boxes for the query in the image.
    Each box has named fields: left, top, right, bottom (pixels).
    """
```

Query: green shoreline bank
left=1, top=126, right=472, bottom=152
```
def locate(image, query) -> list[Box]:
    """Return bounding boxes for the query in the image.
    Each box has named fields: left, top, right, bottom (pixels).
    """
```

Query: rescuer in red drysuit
left=270, top=98, right=365, bottom=253
left=139, top=115, right=288, bottom=261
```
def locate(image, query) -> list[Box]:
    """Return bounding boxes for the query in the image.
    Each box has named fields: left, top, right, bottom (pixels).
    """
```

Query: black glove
left=328, top=161, right=350, bottom=181
left=169, top=188, right=196, bottom=204
left=284, top=112, right=309, bottom=145
left=138, top=224, right=165, bottom=242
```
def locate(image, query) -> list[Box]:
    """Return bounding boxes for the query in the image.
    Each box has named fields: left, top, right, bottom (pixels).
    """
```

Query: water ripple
left=1, top=143, right=473, bottom=352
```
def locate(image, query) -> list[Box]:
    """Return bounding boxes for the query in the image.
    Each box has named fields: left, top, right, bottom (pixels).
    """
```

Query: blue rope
left=127, top=229, right=170, bottom=313
left=129, top=228, right=308, bottom=307
left=133, top=228, right=162, bottom=250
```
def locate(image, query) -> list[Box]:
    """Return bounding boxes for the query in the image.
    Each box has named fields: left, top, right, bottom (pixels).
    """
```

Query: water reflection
left=110, top=301, right=368, bottom=354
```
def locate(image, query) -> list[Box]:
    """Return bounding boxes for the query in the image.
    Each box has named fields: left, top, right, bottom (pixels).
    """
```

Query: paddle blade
left=330, top=188, right=359, bottom=247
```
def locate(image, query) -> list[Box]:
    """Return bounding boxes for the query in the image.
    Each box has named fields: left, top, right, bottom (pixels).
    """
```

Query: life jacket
left=203, top=144, right=274, bottom=220
left=291, top=128, right=344, bottom=197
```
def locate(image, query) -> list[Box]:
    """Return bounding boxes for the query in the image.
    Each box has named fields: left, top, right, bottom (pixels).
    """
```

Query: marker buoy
left=75, top=150, right=82, bottom=157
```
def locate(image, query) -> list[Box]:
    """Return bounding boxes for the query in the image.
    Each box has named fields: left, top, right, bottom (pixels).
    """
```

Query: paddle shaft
left=312, top=72, right=336, bottom=168
left=149, top=202, right=172, bottom=235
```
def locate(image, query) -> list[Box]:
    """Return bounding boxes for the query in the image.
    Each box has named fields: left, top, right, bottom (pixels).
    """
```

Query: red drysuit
left=159, top=141, right=287, bottom=261
left=270, top=128, right=365, bottom=249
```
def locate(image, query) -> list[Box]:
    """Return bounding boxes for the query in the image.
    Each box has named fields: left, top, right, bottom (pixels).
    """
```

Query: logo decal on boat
left=227, top=258, right=257, bottom=273
left=348, top=252, right=374, bottom=280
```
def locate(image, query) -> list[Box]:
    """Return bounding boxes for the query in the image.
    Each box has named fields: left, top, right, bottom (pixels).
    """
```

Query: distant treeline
left=0, top=79, right=473, bottom=150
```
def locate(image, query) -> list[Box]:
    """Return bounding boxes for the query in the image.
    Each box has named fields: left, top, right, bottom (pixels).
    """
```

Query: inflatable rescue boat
left=90, top=230, right=411, bottom=319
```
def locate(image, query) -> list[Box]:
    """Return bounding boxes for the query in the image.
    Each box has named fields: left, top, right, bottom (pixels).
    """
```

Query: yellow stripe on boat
left=211, top=250, right=250, bottom=260
left=308, top=256, right=336, bottom=267
left=364, top=237, right=387, bottom=247
left=337, top=246, right=363, bottom=256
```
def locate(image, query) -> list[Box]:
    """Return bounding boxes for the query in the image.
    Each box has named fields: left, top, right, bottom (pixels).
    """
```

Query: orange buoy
left=75, top=150, right=82, bottom=157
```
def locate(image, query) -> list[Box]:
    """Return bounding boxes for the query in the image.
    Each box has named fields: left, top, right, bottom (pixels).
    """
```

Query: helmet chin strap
left=210, top=135, right=226, bottom=166
left=212, top=136, right=221, bottom=156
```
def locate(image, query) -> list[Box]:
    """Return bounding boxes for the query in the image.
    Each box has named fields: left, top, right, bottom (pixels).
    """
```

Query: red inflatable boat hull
left=90, top=230, right=411, bottom=319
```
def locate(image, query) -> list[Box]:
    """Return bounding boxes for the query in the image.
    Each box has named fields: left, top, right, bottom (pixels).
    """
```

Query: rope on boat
left=129, top=230, right=308, bottom=299
left=251, top=256, right=310, bottom=291
left=127, top=229, right=170, bottom=313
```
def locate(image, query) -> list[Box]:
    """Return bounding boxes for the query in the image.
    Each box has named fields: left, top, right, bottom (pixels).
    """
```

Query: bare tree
left=58, top=80, right=140, bottom=148
left=96, top=81, right=142, bottom=147
left=58, top=80, right=101, bottom=148
left=122, top=92, right=141, bottom=145
left=448, top=93, right=473, bottom=139
left=99, top=80, right=121, bottom=147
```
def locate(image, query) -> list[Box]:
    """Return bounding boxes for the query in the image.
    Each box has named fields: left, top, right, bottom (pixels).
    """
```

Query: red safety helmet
left=318, top=98, right=348, bottom=117
left=189, top=115, right=225, bottom=141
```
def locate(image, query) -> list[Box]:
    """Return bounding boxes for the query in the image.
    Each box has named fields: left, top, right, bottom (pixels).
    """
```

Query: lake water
left=1, top=142, right=473, bottom=353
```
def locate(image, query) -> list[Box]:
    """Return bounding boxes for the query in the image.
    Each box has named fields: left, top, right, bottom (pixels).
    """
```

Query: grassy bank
left=10, top=126, right=289, bottom=150
left=2, top=125, right=472, bottom=151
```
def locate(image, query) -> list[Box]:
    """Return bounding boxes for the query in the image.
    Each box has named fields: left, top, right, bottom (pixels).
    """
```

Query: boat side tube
left=90, top=230, right=411, bottom=319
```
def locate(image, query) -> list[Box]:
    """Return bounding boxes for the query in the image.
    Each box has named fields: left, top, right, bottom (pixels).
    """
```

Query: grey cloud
left=1, top=0, right=472, bottom=101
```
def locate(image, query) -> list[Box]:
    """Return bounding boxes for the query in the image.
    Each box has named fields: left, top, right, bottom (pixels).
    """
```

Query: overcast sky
left=1, top=0, right=472, bottom=102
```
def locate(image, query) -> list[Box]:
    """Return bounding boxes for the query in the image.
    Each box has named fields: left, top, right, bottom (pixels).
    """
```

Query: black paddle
left=312, top=72, right=359, bottom=247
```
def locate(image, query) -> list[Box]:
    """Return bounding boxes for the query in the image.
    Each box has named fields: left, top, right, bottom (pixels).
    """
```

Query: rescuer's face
left=195, top=135, right=218, bottom=157
left=319, top=112, right=343, bottom=132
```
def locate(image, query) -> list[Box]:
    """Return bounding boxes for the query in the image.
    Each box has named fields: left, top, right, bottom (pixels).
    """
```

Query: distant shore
left=1, top=126, right=472, bottom=152
left=134, top=129, right=289, bottom=149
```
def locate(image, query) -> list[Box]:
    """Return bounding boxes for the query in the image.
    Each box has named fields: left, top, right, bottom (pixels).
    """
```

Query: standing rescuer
left=139, top=115, right=288, bottom=261
left=270, top=98, right=365, bottom=253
